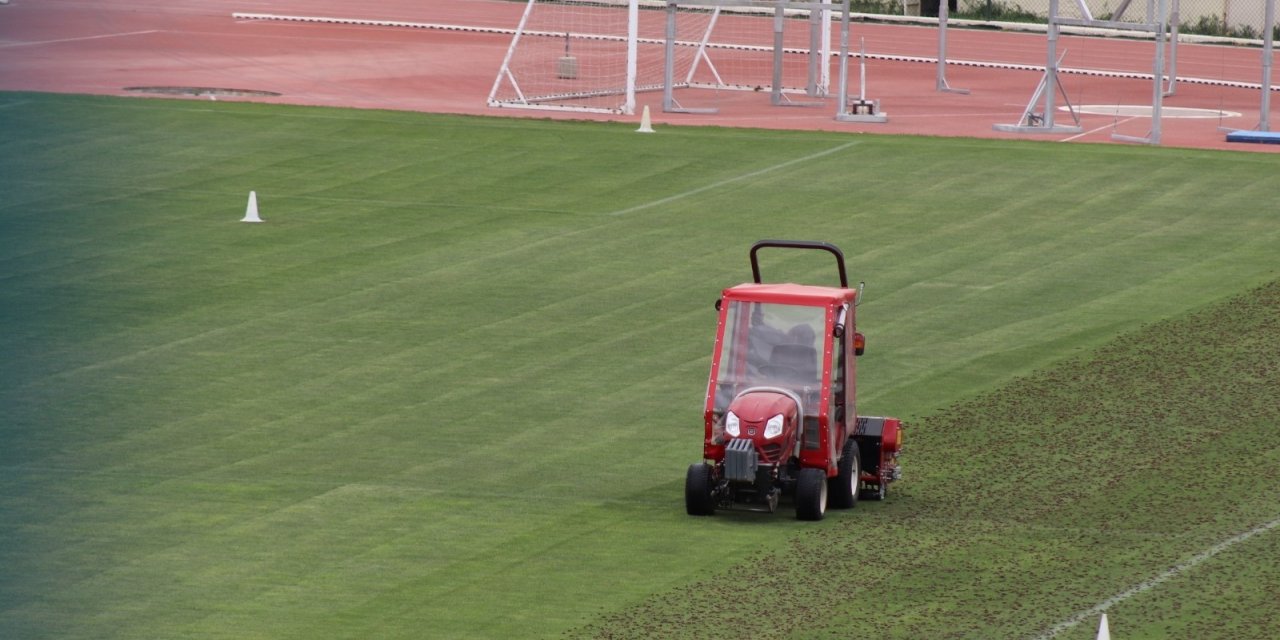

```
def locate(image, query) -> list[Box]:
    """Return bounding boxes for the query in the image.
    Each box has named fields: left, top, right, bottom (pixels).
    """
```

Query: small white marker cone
left=241, top=190, right=262, bottom=223
left=636, top=105, right=655, bottom=133
left=1096, top=613, right=1110, bottom=640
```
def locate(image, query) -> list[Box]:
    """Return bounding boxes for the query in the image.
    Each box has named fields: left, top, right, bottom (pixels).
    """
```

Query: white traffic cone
left=1096, top=613, right=1110, bottom=640
left=241, top=190, right=262, bottom=222
left=636, top=105, right=654, bottom=133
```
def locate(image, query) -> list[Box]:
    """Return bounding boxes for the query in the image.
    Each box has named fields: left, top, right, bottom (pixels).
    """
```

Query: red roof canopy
left=722, top=282, right=858, bottom=307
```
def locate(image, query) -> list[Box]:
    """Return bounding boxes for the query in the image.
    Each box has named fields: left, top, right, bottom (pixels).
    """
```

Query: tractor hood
left=725, top=391, right=798, bottom=441
left=728, top=391, right=795, bottom=424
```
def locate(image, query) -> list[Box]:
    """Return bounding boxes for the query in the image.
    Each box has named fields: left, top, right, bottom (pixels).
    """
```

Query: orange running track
left=1, top=0, right=1276, bottom=152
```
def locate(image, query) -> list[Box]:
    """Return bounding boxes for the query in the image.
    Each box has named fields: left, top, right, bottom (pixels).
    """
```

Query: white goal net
left=487, top=0, right=833, bottom=115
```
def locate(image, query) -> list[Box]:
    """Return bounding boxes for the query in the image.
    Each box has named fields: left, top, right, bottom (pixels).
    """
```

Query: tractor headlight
left=725, top=411, right=740, bottom=437
left=764, top=414, right=784, bottom=439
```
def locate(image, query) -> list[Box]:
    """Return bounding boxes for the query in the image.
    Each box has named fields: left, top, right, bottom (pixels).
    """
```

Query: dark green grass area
left=579, top=280, right=1280, bottom=639
left=1, top=92, right=1278, bottom=639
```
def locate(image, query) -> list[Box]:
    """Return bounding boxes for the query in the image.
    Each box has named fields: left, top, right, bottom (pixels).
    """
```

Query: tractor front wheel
left=795, top=468, right=828, bottom=521
left=829, top=438, right=861, bottom=509
left=685, top=464, right=716, bottom=516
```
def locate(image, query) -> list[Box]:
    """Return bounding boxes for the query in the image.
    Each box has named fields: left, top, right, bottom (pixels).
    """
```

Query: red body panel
left=689, top=241, right=902, bottom=517
left=729, top=392, right=794, bottom=424
left=881, top=417, right=902, bottom=455
left=726, top=392, right=799, bottom=463
left=703, top=282, right=860, bottom=477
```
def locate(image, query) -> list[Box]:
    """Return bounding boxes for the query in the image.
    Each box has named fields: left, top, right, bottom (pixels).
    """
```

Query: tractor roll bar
left=750, top=239, right=848, bottom=289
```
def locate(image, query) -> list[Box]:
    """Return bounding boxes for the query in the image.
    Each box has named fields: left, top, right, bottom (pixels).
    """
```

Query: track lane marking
left=0, top=29, right=159, bottom=49
left=1059, top=116, right=1141, bottom=142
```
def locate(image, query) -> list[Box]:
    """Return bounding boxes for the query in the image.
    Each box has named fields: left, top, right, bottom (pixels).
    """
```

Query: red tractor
left=685, top=240, right=902, bottom=520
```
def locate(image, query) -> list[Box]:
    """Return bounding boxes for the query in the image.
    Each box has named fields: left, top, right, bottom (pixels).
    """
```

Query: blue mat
left=1225, top=129, right=1280, bottom=144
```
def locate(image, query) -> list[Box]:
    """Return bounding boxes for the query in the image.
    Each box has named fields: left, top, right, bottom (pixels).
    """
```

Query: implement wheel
left=829, top=438, right=861, bottom=509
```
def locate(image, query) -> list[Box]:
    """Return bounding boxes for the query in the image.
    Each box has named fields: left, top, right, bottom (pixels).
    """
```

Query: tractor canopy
left=705, top=283, right=859, bottom=456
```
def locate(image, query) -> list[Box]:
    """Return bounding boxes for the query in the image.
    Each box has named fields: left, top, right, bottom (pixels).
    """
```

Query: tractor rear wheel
left=795, top=468, right=828, bottom=521
left=829, top=438, right=861, bottom=509
left=685, top=464, right=716, bottom=516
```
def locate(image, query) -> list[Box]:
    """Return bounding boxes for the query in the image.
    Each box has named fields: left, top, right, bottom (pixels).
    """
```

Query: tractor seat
left=762, top=343, right=818, bottom=384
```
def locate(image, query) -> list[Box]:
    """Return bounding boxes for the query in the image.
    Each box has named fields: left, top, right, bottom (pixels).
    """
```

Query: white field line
left=0, top=29, right=159, bottom=48
left=1059, top=116, right=1141, bottom=143
left=1032, top=514, right=1280, bottom=640
left=607, top=141, right=859, bottom=216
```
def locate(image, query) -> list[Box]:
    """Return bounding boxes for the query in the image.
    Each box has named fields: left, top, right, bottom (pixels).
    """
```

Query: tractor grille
left=724, top=438, right=758, bottom=482
left=759, top=443, right=784, bottom=463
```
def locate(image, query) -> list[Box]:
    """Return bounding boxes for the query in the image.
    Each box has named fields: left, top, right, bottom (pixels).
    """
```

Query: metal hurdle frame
left=661, top=0, right=888, bottom=122
left=835, top=0, right=888, bottom=123
left=661, top=0, right=834, bottom=114
left=995, top=0, right=1179, bottom=144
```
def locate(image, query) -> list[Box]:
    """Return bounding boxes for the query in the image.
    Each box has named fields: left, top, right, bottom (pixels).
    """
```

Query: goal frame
left=487, top=0, right=836, bottom=116
left=487, top=0, right=641, bottom=115
left=660, top=0, right=835, bottom=115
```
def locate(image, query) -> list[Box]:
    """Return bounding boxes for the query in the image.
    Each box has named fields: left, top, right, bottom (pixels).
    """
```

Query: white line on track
left=232, top=13, right=1277, bottom=92
left=607, top=141, right=860, bottom=216
left=1031, top=514, right=1280, bottom=640
left=0, top=29, right=159, bottom=48
left=1059, top=116, right=1141, bottom=143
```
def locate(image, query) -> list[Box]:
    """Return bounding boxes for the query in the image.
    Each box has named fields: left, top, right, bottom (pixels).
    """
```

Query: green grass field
left=2, top=92, right=1278, bottom=639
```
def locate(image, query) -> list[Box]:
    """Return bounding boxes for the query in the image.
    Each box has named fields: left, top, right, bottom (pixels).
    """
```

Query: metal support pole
left=772, top=2, right=785, bottom=105
left=1043, top=0, right=1061, bottom=129
left=625, top=0, right=638, bottom=114
left=1165, top=0, right=1179, bottom=96
left=808, top=4, right=821, bottom=96
left=1152, top=0, right=1166, bottom=143
left=936, top=0, right=969, bottom=93
left=1263, top=0, right=1275, bottom=131
left=836, top=0, right=850, bottom=115
left=663, top=3, right=677, bottom=112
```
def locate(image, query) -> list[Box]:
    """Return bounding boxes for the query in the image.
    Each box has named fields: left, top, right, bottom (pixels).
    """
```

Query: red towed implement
left=685, top=240, right=902, bottom=521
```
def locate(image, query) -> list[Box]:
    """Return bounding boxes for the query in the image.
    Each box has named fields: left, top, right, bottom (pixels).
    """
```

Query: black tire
left=685, top=464, right=716, bottom=516
left=829, top=439, right=861, bottom=509
left=795, top=467, right=828, bottom=521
